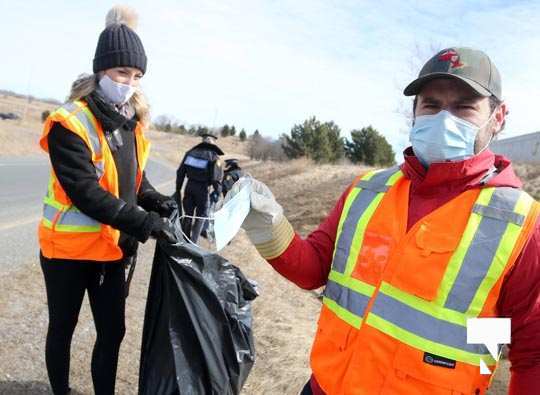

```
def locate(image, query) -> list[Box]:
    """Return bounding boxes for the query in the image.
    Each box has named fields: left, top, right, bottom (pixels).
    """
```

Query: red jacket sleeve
left=267, top=187, right=350, bottom=290
left=497, top=217, right=540, bottom=394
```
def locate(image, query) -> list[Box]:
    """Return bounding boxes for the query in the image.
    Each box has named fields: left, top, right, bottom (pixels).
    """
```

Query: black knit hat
left=93, top=6, right=147, bottom=74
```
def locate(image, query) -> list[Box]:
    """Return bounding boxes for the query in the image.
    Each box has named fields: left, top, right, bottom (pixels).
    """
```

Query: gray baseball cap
left=403, top=47, right=501, bottom=100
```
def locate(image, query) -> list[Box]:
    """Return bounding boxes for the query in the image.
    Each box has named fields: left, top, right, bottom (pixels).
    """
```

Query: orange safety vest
left=38, top=100, right=151, bottom=261
left=311, top=166, right=540, bottom=395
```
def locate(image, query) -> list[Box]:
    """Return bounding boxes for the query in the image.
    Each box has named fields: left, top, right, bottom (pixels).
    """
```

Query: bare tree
left=395, top=42, right=443, bottom=133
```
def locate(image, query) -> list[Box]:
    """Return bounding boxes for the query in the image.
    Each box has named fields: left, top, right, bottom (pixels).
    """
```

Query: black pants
left=40, top=254, right=127, bottom=395
left=182, top=181, right=209, bottom=243
left=300, top=379, right=313, bottom=394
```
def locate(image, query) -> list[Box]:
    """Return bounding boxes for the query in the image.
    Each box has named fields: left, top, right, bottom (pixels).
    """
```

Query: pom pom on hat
left=105, top=5, right=139, bottom=30
left=93, top=5, right=147, bottom=74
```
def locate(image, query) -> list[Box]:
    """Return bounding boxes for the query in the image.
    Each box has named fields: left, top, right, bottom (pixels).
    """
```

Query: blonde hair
left=67, top=73, right=150, bottom=128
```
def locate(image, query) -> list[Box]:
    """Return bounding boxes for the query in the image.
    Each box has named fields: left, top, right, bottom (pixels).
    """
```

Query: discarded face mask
left=213, top=181, right=251, bottom=250
left=180, top=182, right=251, bottom=251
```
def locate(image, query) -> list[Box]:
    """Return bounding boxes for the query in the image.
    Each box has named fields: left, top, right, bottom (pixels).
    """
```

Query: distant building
left=491, top=131, right=540, bottom=163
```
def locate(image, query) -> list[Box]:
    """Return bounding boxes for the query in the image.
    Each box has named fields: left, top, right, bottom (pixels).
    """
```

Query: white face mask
left=410, top=110, right=496, bottom=167
left=180, top=182, right=251, bottom=252
left=213, top=183, right=251, bottom=251
left=98, top=74, right=137, bottom=105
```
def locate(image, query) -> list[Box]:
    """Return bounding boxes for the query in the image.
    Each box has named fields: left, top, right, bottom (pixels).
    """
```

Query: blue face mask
left=410, top=110, right=494, bottom=167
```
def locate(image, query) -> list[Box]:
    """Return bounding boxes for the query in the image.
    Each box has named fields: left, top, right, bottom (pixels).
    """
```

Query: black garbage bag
left=139, top=236, right=258, bottom=395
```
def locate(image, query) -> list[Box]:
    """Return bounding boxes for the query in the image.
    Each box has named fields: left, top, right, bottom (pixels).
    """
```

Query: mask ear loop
left=476, top=107, right=499, bottom=155
left=178, top=213, right=215, bottom=247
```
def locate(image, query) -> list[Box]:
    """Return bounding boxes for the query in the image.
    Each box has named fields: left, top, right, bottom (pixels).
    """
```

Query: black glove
left=210, top=191, right=219, bottom=204
left=157, top=199, right=178, bottom=218
left=150, top=217, right=178, bottom=244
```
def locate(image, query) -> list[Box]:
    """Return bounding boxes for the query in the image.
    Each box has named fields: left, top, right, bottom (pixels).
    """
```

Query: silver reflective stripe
left=95, top=161, right=105, bottom=179
left=43, top=204, right=57, bottom=222
left=489, top=187, right=522, bottom=211
left=444, top=187, right=522, bottom=312
left=324, top=280, right=371, bottom=318
left=472, top=204, right=525, bottom=226
left=371, top=292, right=489, bottom=354
left=356, top=180, right=389, bottom=193
left=354, top=165, right=400, bottom=191
left=61, top=103, right=102, bottom=157
left=332, top=167, right=398, bottom=273
left=59, top=210, right=101, bottom=227
left=62, top=102, right=77, bottom=112
left=74, top=110, right=101, bottom=157
left=43, top=203, right=100, bottom=228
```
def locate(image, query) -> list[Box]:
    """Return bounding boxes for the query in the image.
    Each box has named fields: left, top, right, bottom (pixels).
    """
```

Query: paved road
left=0, top=155, right=176, bottom=272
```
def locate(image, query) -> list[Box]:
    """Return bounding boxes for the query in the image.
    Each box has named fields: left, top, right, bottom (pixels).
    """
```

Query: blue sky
left=2, top=0, right=539, bottom=154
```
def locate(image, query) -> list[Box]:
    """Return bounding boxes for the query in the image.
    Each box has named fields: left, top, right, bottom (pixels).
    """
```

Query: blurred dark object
left=139, top=215, right=257, bottom=394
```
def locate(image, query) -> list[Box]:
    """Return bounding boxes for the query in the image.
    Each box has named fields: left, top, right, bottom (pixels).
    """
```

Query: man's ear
left=493, top=102, right=507, bottom=136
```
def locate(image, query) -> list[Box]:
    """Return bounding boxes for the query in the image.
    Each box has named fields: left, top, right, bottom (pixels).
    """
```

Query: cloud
left=2, top=0, right=539, bottom=155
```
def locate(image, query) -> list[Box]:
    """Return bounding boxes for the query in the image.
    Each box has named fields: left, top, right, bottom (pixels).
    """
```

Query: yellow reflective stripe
left=514, top=191, right=534, bottom=216
left=386, top=169, right=404, bottom=186
left=329, top=270, right=376, bottom=297
left=41, top=217, right=53, bottom=229
left=78, top=102, right=100, bottom=132
left=55, top=106, right=85, bottom=135
left=476, top=187, right=496, bottom=205
left=333, top=188, right=361, bottom=256
left=360, top=170, right=378, bottom=182
left=54, top=224, right=101, bottom=232
left=53, top=107, right=72, bottom=119
left=47, top=175, right=55, bottom=198
left=323, top=297, right=362, bottom=329
left=365, top=314, right=495, bottom=366
left=43, top=196, right=65, bottom=210
left=466, top=193, right=534, bottom=316
left=342, top=169, right=403, bottom=277
left=381, top=282, right=466, bottom=327
left=333, top=170, right=378, bottom=251
left=435, top=188, right=496, bottom=306
left=344, top=192, right=385, bottom=277
left=435, top=213, right=482, bottom=306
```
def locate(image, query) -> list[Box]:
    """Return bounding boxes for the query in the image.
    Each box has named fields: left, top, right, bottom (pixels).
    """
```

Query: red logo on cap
left=438, top=50, right=464, bottom=69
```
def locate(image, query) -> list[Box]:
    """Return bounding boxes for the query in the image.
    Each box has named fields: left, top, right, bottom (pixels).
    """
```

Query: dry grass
left=0, top=93, right=249, bottom=161
left=0, top=93, right=524, bottom=394
left=513, top=163, right=540, bottom=200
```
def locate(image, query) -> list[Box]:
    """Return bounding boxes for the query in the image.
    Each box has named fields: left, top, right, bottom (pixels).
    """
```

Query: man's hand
left=222, top=177, right=293, bottom=257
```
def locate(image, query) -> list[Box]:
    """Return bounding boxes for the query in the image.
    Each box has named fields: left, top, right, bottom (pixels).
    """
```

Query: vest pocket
left=316, top=305, right=353, bottom=352
left=391, top=222, right=461, bottom=301
left=386, top=343, right=479, bottom=395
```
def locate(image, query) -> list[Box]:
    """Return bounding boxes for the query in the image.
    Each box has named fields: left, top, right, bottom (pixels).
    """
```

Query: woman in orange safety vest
left=38, top=6, right=176, bottom=395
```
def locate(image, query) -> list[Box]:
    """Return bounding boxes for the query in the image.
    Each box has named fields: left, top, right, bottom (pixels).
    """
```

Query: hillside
left=0, top=93, right=249, bottom=160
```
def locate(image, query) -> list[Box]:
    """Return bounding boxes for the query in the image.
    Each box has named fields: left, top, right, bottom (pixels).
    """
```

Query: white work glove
left=222, top=176, right=294, bottom=258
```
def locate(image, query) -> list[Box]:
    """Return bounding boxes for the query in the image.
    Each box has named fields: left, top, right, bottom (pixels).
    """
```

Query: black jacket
left=175, top=142, right=224, bottom=196
left=222, top=166, right=244, bottom=196
left=46, top=91, right=167, bottom=258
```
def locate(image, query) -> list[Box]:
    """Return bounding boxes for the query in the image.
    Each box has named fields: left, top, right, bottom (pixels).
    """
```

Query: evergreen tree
left=221, top=124, right=230, bottom=137
left=239, top=129, right=247, bottom=141
left=281, top=116, right=344, bottom=163
left=345, top=126, right=395, bottom=166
